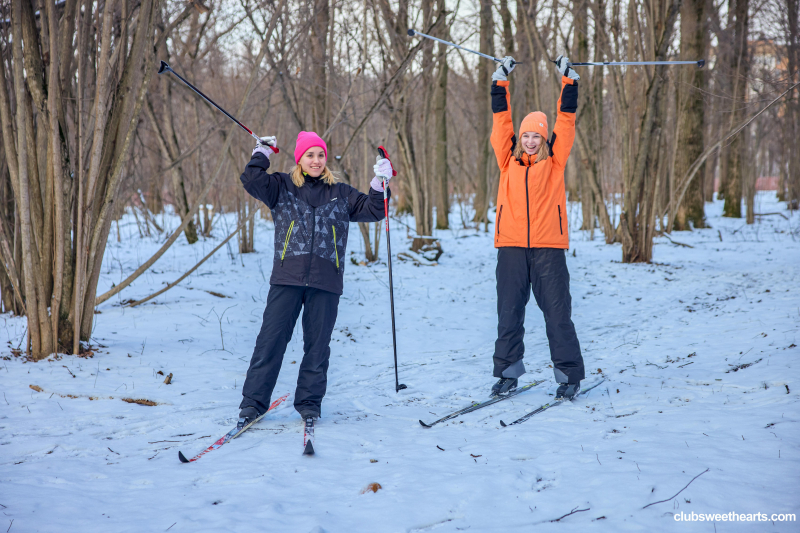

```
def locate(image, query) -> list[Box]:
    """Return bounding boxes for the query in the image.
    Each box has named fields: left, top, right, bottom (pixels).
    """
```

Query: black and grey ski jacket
left=240, top=152, right=388, bottom=295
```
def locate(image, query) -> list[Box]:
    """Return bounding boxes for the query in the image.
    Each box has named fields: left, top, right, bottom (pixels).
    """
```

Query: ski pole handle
left=377, top=146, right=393, bottom=224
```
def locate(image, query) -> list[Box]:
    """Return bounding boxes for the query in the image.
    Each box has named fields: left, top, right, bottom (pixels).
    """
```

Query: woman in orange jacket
left=488, top=55, right=586, bottom=400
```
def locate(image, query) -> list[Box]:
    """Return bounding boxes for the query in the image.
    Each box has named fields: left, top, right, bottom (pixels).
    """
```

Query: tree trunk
left=621, top=0, right=681, bottom=263
left=787, top=0, right=800, bottom=210
left=472, top=0, right=495, bottom=225
left=433, top=0, right=449, bottom=230
left=11, top=0, right=52, bottom=357
left=0, top=0, right=162, bottom=359
left=572, top=0, right=590, bottom=228
left=673, top=0, right=708, bottom=230
left=722, top=0, right=749, bottom=218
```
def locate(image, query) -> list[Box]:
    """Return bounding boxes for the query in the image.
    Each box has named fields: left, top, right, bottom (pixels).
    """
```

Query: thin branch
left=660, top=233, right=694, bottom=248
left=754, top=212, right=789, bottom=220
left=642, top=468, right=709, bottom=509
left=550, top=506, right=590, bottom=522
left=321, top=68, right=362, bottom=140
left=157, top=119, right=225, bottom=174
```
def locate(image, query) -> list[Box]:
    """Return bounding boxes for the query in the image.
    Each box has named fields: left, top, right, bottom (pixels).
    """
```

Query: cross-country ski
left=419, top=379, right=546, bottom=428
left=178, top=394, right=289, bottom=463
left=499, top=380, right=606, bottom=427
left=303, top=417, right=316, bottom=456
left=2, top=1, right=797, bottom=531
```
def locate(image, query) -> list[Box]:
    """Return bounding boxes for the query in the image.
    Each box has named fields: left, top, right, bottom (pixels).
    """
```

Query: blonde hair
left=513, top=137, right=549, bottom=163
left=290, top=165, right=337, bottom=187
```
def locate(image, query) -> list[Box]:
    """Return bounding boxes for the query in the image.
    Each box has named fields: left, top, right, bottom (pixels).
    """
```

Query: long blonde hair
left=513, top=137, right=549, bottom=164
left=290, top=165, right=337, bottom=187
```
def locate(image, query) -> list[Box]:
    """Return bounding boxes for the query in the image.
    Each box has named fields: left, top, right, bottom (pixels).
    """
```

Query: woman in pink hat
left=237, top=131, right=395, bottom=427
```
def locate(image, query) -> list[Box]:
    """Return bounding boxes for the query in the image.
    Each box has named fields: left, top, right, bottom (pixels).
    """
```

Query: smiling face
left=299, top=147, right=327, bottom=177
left=520, top=132, right=544, bottom=155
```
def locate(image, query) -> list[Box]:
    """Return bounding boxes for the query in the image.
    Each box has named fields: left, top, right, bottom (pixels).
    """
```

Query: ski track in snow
left=1, top=193, right=799, bottom=532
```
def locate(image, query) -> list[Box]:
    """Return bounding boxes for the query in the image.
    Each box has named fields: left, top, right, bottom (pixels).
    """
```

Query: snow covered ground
left=1, top=193, right=799, bottom=532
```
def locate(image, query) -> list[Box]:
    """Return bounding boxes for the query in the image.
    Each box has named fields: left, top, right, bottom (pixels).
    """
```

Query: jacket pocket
left=557, top=205, right=563, bottom=235
left=332, top=225, right=340, bottom=274
left=281, top=220, right=295, bottom=265
left=497, top=205, right=503, bottom=236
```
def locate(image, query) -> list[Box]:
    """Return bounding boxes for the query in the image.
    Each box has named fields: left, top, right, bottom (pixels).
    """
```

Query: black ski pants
left=493, top=247, right=585, bottom=384
left=240, top=284, right=340, bottom=418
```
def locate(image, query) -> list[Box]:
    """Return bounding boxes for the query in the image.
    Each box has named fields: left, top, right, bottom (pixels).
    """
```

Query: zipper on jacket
left=525, top=167, right=531, bottom=247
left=558, top=205, right=563, bottom=235
left=305, top=207, right=316, bottom=285
left=497, top=206, right=503, bottom=236
left=332, top=225, right=340, bottom=273
left=280, top=220, right=295, bottom=266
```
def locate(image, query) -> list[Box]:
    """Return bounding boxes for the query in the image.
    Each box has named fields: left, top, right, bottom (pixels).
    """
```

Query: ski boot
left=491, top=377, right=518, bottom=397
left=238, top=406, right=261, bottom=428
left=555, top=382, right=581, bottom=400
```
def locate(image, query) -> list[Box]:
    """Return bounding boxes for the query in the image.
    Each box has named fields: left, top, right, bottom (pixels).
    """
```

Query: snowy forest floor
left=1, top=193, right=799, bottom=532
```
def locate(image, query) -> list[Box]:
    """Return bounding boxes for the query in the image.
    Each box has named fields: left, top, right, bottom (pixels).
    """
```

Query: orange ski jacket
left=491, top=76, right=578, bottom=249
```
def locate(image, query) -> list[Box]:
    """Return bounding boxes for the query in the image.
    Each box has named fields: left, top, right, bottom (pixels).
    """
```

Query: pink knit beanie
left=294, top=131, right=328, bottom=165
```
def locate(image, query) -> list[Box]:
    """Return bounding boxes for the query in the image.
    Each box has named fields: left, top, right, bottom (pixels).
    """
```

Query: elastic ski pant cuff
left=553, top=368, right=572, bottom=384
left=501, top=359, right=526, bottom=379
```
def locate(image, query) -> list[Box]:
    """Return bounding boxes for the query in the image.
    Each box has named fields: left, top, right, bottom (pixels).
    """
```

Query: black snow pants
left=240, top=284, right=340, bottom=418
left=493, top=247, right=585, bottom=384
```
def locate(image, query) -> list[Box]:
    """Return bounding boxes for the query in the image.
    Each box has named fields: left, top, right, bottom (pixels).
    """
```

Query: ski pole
left=407, top=29, right=521, bottom=65
left=157, top=61, right=279, bottom=152
left=377, top=146, right=407, bottom=393
left=406, top=33, right=703, bottom=69
left=550, top=59, right=705, bottom=68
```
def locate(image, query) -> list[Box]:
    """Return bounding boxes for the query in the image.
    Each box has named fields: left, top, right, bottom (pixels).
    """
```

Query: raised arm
left=549, top=57, right=580, bottom=171
left=489, top=56, right=517, bottom=172
left=490, top=81, right=514, bottom=172
left=348, top=156, right=393, bottom=222
left=240, top=146, right=281, bottom=209
left=347, top=185, right=389, bottom=222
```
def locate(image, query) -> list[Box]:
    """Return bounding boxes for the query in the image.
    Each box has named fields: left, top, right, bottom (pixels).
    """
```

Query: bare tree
left=432, top=0, right=450, bottom=230
left=618, top=0, right=682, bottom=263
left=722, top=0, right=750, bottom=218
left=471, top=0, right=495, bottom=226
left=672, top=0, right=709, bottom=229
left=0, top=0, right=164, bottom=359
left=786, top=0, right=800, bottom=210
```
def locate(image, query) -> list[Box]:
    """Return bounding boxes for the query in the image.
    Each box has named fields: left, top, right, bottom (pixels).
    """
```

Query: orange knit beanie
left=519, top=111, right=548, bottom=140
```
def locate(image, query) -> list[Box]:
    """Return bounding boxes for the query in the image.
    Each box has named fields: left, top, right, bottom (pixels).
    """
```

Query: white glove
left=252, top=136, right=276, bottom=158
left=258, top=136, right=277, bottom=147
left=370, top=176, right=385, bottom=192
left=374, top=157, right=394, bottom=180
left=492, top=56, right=516, bottom=82
left=554, top=55, right=580, bottom=81
left=252, top=144, right=273, bottom=158
left=371, top=156, right=394, bottom=192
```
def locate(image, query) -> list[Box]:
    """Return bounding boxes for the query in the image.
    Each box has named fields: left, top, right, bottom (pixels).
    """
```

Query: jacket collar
left=302, top=171, right=323, bottom=186
left=516, top=152, right=535, bottom=167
